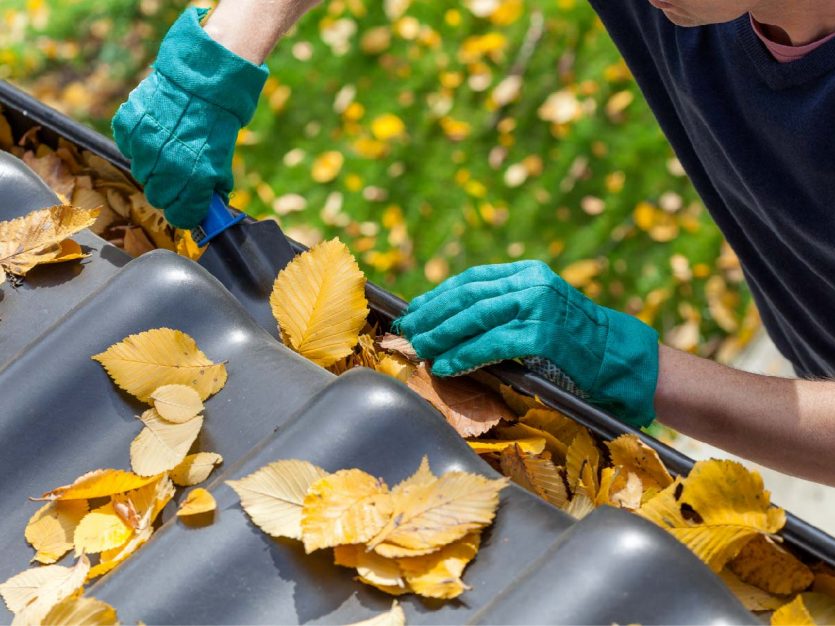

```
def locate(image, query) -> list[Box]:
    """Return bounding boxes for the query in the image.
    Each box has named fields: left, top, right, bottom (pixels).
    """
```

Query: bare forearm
left=654, top=345, right=835, bottom=485
left=203, top=0, right=318, bottom=64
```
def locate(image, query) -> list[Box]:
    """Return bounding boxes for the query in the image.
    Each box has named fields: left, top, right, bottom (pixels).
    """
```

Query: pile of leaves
left=228, top=456, right=507, bottom=599
left=0, top=328, right=227, bottom=624
left=0, top=109, right=202, bottom=260
left=269, top=236, right=835, bottom=623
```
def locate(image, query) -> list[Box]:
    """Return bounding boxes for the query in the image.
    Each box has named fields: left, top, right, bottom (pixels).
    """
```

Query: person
left=111, top=0, right=835, bottom=486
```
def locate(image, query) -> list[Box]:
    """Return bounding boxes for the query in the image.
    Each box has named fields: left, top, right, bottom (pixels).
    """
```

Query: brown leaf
left=406, top=363, right=512, bottom=437
left=378, top=333, right=419, bottom=362
left=499, top=444, right=568, bottom=508
left=123, top=226, right=155, bottom=258
left=606, top=434, right=673, bottom=490
left=729, top=535, right=814, bottom=596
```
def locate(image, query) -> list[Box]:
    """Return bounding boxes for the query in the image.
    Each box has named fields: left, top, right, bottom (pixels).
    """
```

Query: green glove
left=394, top=261, right=659, bottom=427
left=111, top=8, right=268, bottom=228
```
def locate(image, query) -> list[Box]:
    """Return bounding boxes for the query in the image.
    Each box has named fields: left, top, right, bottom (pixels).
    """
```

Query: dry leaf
left=344, top=601, right=405, bottom=626
left=728, top=535, right=814, bottom=596
left=170, top=452, right=223, bottom=487
left=0, top=205, right=97, bottom=276
left=639, top=461, right=785, bottom=572
left=37, top=469, right=158, bottom=501
left=565, top=493, right=595, bottom=520
left=494, top=422, right=567, bottom=463
left=38, top=239, right=89, bottom=265
left=378, top=334, right=419, bottom=361
left=0, top=556, right=89, bottom=624
left=521, top=408, right=587, bottom=449
left=375, top=354, right=415, bottom=382
left=73, top=502, right=133, bottom=555
left=24, top=501, right=88, bottom=564
left=301, top=469, right=393, bottom=553
left=92, top=328, right=227, bottom=402
left=467, top=437, right=546, bottom=456
left=177, top=488, right=216, bottom=517
left=227, top=459, right=328, bottom=540
left=174, top=229, right=205, bottom=261
left=270, top=238, right=368, bottom=367
left=130, top=408, right=204, bottom=476
left=150, top=384, right=204, bottom=423
left=398, top=532, right=480, bottom=599
left=370, top=471, right=507, bottom=558
left=499, top=444, right=568, bottom=508
left=772, top=593, right=835, bottom=626
left=41, top=596, right=119, bottom=626
left=609, top=471, right=643, bottom=510
left=718, top=570, right=786, bottom=612
left=565, top=429, right=600, bottom=494
left=334, top=544, right=409, bottom=594
left=123, top=226, right=155, bottom=257
left=499, top=384, right=544, bottom=416
left=406, top=363, right=512, bottom=437
left=606, top=434, right=673, bottom=490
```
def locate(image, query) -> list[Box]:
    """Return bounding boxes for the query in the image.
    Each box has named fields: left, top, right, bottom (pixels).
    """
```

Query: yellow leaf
left=499, top=384, right=544, bottom=416
left=150, top=384, right=204, bottom=423
left=638, top=461, right=785, bottom=572
left=0, top=556, right=89, bottom=623
left=92, top=328, right=227, bottom=402
left=398, top=532, right=480, bottom=599
left=565, top=429, right=599, bottom=494
left=467, top=437, right=546, bottom=456
left=25, top=501, right=88, bottom=564
left=130, top=408, right=204, bottom=476
left=73, top=502, right=133, bottom=555
left=270, top=238, right=368, bottom=367
left=369, top=471, right=507, bottom=558
left=227, top=459, right=328, bottom=541
left=174, top=229, right=205, bottom=261
left=728, top=535, right=814, bottom=596
left=344, top=601, right=405, bottom=626
left=37, top=469, right=159, bottom=501
left=564, top=493, right=595, bottom=520
left=301, top=469, right=393, bottom=553
left=311, top=151, right=344, bottom=183
left=375, top=354, right=415, bottom=382
left=520, top=408, right=587, bottom=448
left=609, top=471, right=643, bottom=510
left=177, top=488, right=216, bottom=517
left=0, top=205, right=98, bottom=276
left=406, top=363, right=512, bottom=437
left=494, top=423, right=566, bottom=463
left=606, top=434, right=673, bottom=490
left=499, top=444, right=568, bottom=508
left=771, top=593, right=835, bottom=626
left=333, top=544, right=409, bottom=594
left=37, top=239, right=89, bottom=265
left=718, top=570, right=785, bottom=612
left=86, top=477, right=174, bottom=581
left=170, top=452, right=223, bottom=487
left=41, top=596, right=119, bottom=625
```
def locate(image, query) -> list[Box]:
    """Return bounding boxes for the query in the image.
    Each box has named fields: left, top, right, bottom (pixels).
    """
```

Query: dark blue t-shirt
left=590, top=1, right=835, bottom=378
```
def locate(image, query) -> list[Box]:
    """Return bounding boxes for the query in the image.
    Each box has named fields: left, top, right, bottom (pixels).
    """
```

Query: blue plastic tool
left=191, top=192, right=246, bottom=247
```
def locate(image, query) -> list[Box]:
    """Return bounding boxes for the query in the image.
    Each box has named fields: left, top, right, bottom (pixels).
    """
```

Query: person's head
left=647, top=0, right=765, bottom=27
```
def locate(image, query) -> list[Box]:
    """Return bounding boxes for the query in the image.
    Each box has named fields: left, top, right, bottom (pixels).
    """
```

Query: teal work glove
left=111, top=8, right=268, bottom=228
left=394, top=261, right=660, bottom=427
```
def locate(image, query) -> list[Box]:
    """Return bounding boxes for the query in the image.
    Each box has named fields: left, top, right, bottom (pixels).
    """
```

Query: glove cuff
left=592, top=308, right=659, bottom=428
left=154, top=7, right=269, bottom=126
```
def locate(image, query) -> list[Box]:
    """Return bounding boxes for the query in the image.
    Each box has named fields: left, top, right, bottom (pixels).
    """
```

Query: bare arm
left=202, top=0, right=320, bottom=65
left=654, top=345, right=835, bottom=485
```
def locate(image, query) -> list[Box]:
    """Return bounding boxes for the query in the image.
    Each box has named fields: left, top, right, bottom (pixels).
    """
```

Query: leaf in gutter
left=718, top=570, right=786, bottom=612
left=270, top=238, right=368, bottom=367
left=606, top=434, right=673, bottom=490
left=406, top=363, right=512, bottom=437
left=499, top=444, right=568, bottom=508
left=728, top=534, right=814, bottom=596
left=0, top=205, right=97, bottom=276
left=24, top=501, right=88, bottom=565
left=92, top=328, right=227, bottom=402
left=378, top=333, right=419, bottom=361
left=772, top=593, right=835, bottom=626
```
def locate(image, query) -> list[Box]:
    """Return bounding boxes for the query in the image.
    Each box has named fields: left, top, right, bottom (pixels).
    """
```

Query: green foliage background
left=0, top=0, right=754, bottom=359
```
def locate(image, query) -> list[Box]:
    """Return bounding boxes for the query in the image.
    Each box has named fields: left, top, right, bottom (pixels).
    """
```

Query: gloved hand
left=112, top=8, right=268, bottom=228
left=395, top=261, right=659, bottom=427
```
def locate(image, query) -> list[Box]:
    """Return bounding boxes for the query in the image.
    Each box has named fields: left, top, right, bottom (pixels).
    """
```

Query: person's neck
left=751, top=1, right=835, bottom=46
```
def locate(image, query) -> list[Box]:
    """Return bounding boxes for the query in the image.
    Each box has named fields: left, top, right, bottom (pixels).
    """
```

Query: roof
left=0, top=79, right=830, bottom=625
